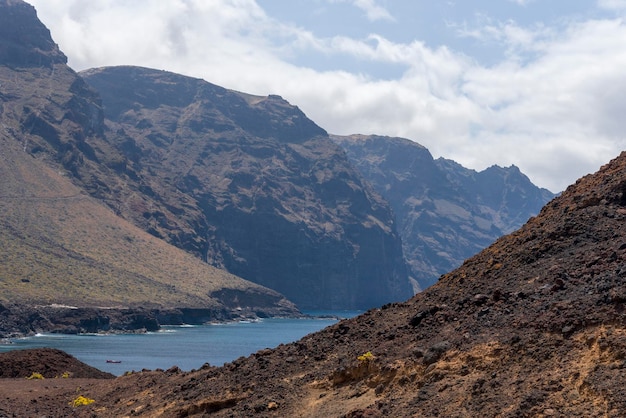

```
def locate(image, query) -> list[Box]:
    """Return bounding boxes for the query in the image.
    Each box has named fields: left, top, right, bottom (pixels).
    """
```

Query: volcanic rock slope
left=80, top=67, right=412, bottom=310
left=0, top=0, right=299, bottom=335
left=86, top=152, right=626, bottom=417
left=332, top=134, right=555, bottom=290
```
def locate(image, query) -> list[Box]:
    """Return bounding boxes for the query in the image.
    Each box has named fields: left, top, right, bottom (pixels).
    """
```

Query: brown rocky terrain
left=2, top=151, right=626, bottom=416
left=0, top=348, right=114, bottom=379
left=0, top=348, right=114, bottom=417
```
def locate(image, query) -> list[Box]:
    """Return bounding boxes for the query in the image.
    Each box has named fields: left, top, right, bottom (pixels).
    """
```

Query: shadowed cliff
left=80, top=66, right=413, bottom=310
left=333, top=134, right=555, bottom=290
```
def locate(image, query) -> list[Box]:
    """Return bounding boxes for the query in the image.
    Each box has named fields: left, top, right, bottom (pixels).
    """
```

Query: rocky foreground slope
left=4, top=155, right=625, bottom=416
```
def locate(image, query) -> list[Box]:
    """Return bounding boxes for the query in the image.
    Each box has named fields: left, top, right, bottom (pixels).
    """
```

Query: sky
left=26, top=0, right=626, bottom=193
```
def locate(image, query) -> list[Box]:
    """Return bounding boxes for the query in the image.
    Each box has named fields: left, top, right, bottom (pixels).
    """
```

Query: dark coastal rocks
left=0, top=348, right=114, bottom=378
left=0, top=302, right=297, bottom=338
left=0, top=304, right=160, bottom=337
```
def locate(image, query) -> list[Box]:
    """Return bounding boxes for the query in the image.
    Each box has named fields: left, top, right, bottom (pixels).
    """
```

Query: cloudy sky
left=28, top=0, right=626, bottom=192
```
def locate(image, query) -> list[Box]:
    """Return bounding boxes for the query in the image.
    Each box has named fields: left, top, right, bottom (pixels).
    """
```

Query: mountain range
left=77, top=65, right=412, bottom=310
left=3, top=1, right=624, bottom=416
left=3, top=108, right=625, bottom=418
left=1, top=0, right=551, bottom=333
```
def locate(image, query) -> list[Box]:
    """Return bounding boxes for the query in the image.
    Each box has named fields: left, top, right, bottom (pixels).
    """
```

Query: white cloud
left=328, top=0, right=395, bottom=22
left=27, top=0, right=626, bottom=192
left=598, top=0, right=626, bottom=10
left=458, top=17, right=626, bottom=188
left=453, top=14, right=554, bottom=63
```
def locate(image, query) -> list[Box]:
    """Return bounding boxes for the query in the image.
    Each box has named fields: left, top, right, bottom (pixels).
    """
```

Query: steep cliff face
left=332, top=134, right=555, bottom=289
left=81, top=67, right=412, bottom=310
left=0, top=1, right=106, bottom=176
left=0, top=0, right=300, bottom=333
left=0, top=0, right=67, bottom=67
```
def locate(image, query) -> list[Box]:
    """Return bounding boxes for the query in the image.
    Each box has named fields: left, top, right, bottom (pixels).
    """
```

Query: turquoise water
left=0, top=312, right=360, bottom=376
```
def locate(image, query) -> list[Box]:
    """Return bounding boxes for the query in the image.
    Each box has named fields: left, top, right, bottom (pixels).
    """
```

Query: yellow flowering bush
left=70, top=395, right=95, bottom=407
left=26, top=372, right=44, bottom=380
left=357, top=351, right=374, bottom=362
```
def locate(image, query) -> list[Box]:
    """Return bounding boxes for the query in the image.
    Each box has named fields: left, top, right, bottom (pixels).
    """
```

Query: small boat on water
left=106, top=359, right=122, bottom=364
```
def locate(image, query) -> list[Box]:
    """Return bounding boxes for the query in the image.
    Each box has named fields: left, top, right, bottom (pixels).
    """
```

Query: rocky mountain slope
left=332, top=134, right=555, bottom=289
left=0, top=126, right=298, bottom=335
left=26, top=149, right=623, bottom=418
left=0, top=0, right=299, bottom=335
left=79, top=67, right=412, bottom=310
left=3, top=142, right=625, bottom=417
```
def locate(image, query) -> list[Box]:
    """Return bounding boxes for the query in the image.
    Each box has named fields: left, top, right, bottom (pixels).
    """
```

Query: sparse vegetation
left=357, top=351, right=374, bottom=362
left=26, top=372, right=44, bottom=380
left=70, top=395, right=95, bottom=407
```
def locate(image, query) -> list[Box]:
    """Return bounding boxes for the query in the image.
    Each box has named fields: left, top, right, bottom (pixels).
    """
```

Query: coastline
left=0, top=303, right=305, bottom=339
left=0, top=314, right=345, bottom=375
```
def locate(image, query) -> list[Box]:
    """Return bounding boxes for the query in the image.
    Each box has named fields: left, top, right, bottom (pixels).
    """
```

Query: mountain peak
left=0, top=0, right=67, bottom=67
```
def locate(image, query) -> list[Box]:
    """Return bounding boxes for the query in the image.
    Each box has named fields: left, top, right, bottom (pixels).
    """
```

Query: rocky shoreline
left=0, top=303, right=302, bottom=339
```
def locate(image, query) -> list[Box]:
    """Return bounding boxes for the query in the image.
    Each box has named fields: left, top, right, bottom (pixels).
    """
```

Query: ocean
left=0, top=312, right=360, bottom=376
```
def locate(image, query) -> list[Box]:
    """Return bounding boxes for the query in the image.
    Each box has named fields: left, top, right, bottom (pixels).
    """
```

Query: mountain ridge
left=331, top=134, right=555, bottom=289
left=79, top=65, right=413, bottom=310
